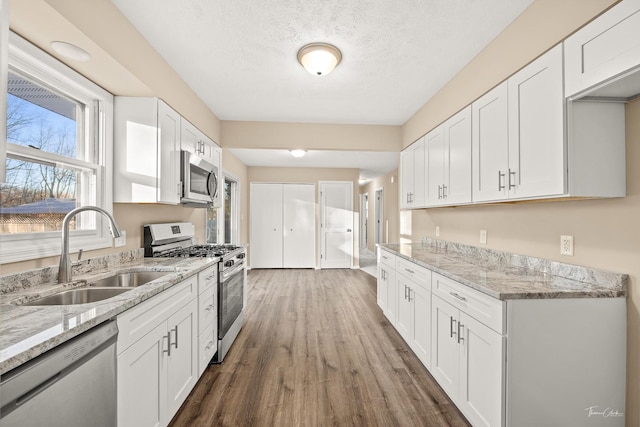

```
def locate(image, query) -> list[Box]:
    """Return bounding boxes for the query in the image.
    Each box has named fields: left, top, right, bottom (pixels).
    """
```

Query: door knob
left=347, top=229, right=352, bottom=232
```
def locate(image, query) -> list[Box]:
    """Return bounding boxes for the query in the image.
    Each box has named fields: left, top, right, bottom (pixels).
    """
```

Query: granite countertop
left=0, top=249, right=219, bottom=375
left=378, top=240, right=627, bottom=300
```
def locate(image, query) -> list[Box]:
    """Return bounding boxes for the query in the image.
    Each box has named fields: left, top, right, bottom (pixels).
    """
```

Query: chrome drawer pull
left=457, top=322, right=464, bottom=344
left=405, top=268, right=414, bottom=274
left=163, top=333, right=171, bottom=356
left=450, top=292, right=467, bottom=302
left=171, top=326, right=179, bottom=349
left=450, top=316, right=456, bottom=338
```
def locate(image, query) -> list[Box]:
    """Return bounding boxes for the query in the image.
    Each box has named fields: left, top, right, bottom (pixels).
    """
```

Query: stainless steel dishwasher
left=0, top=320, right=118, bottom=427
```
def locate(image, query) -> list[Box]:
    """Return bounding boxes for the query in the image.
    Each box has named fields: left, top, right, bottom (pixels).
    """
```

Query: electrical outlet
left=560, top=235, right=573, bottom=256
left=114, top=230, right=127, bottom=248
left=480, top=229, right=487, bottom=244
left=435, top=226, right=440, bottom=237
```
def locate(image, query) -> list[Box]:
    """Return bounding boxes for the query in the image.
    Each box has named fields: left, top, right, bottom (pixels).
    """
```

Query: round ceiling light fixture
left=50, top=41, right=91, bottom=62
left=297, top=43, right=342, bottom=76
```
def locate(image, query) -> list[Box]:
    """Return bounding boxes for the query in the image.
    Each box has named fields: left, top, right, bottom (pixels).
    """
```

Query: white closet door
left=283, top=184, right=315, bottom=268
left=320, top=181, right=354, bottom=269
left=250, top=183, right=283, bottom=268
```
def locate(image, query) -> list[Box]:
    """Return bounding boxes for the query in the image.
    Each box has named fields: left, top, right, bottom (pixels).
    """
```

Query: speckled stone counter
left=0, top=249, right=220, bottom=375
left=378, top=239, right=627, bottom=300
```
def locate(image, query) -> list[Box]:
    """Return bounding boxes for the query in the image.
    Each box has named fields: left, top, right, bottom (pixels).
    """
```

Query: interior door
left=283, top=184, right=315, bottom=268
left=250, top=183, right=283, bottom=268
left=319, top=181, right=353, bottom=269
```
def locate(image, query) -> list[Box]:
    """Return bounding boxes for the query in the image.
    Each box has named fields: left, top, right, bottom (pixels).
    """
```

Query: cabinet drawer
left=377, top=249, right=397, bottom=269
left=198, top=285, right=216, bottom=334
left=117, top=276, right=197, bottom=354
left=198, top=264, right=218, bottom=295
left=397, top=258, right=431, bottom=285
left=432, top=272, right=504, bottom=334
left=198, top=323, right=217, bottom=375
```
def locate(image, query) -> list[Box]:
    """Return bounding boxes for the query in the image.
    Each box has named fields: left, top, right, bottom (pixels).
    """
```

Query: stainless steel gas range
left=143, top=222, right=246, bottom=363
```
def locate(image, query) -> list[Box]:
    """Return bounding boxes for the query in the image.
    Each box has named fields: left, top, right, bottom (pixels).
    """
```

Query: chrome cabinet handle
left=408, top=288, right=413, bottom=302
left=442, top=185, right=447, bottom=199
left=438, top=185, right=442, bottom=200
left=171, top=326, right=179, bottom=350
left=404, top=268, right=414, bottom=274
left=163, top=333, right=171, bottom=356
left=450, top=292, right=467, bottom=302
left=205, top=304, right=214, bottom=312
left=508, top=169, right=516, bottom=190
left=177, top=181, right=182, bottom=197
left=404, top=284, right=409, bottom=300
left=205, top=340, right=214, bottom=351
left=498, top=171, right=505, bottom=191
left=450, top=316, right=456, bottom=339
left=457, top=321, right=464, bottom=344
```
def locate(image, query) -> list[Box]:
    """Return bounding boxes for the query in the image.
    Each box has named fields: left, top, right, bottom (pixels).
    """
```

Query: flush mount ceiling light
left=50, top=41, right=91, bottom=62
left=290, top=149, right=306, bottom=158
left=297, top=43, right=342, bottom=76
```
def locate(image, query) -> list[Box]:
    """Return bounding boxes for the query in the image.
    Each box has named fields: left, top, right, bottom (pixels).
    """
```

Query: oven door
left=181, top=150, right=218, bottom=206
left=218, top=261, right=244, bottom=339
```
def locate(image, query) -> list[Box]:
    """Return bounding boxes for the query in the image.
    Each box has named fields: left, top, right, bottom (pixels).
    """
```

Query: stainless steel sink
left=88, top=271, right=170, bottom=288
left=22, top=287, right=133, bottom=306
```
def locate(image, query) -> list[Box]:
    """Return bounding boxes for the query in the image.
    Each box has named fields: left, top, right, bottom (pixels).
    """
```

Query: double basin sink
left=23, top=271, right=171, bottom=306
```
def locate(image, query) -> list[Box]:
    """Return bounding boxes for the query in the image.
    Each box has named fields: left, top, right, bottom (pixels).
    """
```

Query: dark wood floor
left=170, top=269, right=470, bottom=427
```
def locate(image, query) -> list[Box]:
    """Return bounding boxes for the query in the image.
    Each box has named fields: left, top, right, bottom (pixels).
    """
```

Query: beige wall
left=222, top=121, right=401, bottom=151
left=359, top=169, right=399, bottom=252
left=400, top=1, right=636, bottom=423
left=247, top=167, right=360, bottom=267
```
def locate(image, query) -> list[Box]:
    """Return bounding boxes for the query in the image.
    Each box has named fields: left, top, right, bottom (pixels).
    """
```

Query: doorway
left=360, top=193, right=368, bottom=249
left=374, top=188, right=384, bottom=245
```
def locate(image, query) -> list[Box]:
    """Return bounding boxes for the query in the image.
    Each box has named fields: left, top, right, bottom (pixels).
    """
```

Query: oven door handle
left=222, top=262, right=245, bottom=281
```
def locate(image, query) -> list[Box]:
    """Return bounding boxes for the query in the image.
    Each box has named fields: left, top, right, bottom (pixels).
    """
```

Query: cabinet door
left=410, top=282, right=431, bottom=370
left=157, top=100, right=181, bottom=204
left=431, top=295, right=460, bottom=399
left=117, top=322, right=167, bottom=427
left=444, top=106, right=472, bottom=205
left=283, top=184, right=315, bottom=268
left=508, top=45, right=564, bottom=199
left=395, top=274, right=412, bottom=341
left=425, top=126, right=445, bottom=206
left=166, top=299, right=198, bottom=420
left=458, top=312, right=504, bottom=427
left=212, top=144, right=223, bottom=208
left=400, top=148, right=414, bottom=208
left=250, top=183, right=284, bottom=268
left=412, top=139, right=426, bottom=207
left=180, top=118, right=199, bottom=154
left=472, top=83, right=508, bottom=203
left=377, top=263, right=389, bottom=311
left=564, top=0, right=640, bottom=98
left=384, top=267, right=397, bottom=325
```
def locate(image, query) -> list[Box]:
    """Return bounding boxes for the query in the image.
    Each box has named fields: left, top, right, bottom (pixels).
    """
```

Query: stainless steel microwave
left=180, top=150, right=219, bottom=207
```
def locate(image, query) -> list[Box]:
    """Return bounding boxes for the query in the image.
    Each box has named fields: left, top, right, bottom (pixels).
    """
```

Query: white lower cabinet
left=197, top=265, right=218, bottom=375
left=379, top=252, right=626, bottom=427
left=117, top=276, right=199, bottom=427
left=396, top=259, right=432, bottom=369
left=432, top=295, right=503, bottom=427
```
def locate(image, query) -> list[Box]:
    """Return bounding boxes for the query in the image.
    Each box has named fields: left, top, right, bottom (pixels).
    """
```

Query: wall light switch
left=480, top=229, right=487, bottom=244
left=435, top=226, right=440, bottom=237
left=114, top=230, right=126, bottom=248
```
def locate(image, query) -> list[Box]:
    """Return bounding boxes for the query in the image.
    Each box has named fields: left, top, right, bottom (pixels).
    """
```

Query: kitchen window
left=0, top=32, right=113, bottom=263
left=206, top=174, right=239, bottom=244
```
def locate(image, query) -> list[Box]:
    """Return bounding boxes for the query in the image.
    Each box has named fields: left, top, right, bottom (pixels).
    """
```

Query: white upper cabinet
left=180, top=117, right=219, bottom=166
left=507, top=44, right=565, bottom=200
left=474, top=45, right=565, bottom=202
left=564, top=0, right=640, bottom=99
left=426, top=107, right=471, bottom=207
left=400, top=137, right=425, bottom=209
left=472, top=83, right=509, bottom=203
left=114, top=97, right=181, bottom=205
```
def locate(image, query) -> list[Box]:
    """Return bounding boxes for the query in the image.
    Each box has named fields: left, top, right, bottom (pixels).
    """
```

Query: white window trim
left=1, top=32, right=114, bottom=264
left=224, top=171, right=240, bottom=244
left=0, top=1, right=8, bottom=182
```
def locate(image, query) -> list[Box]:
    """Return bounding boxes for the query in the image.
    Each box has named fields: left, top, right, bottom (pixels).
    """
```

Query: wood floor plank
left=170, top=269, right=470, bottom=427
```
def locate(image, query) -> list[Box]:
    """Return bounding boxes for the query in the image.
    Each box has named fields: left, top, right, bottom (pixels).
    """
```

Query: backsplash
left=0, top=249, right=144, bottom=294
left=419, top=237, right=627, bottom=289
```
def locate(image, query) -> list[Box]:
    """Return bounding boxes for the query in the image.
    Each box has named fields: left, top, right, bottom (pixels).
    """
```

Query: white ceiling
left=110, top=0, right=533, bottom=178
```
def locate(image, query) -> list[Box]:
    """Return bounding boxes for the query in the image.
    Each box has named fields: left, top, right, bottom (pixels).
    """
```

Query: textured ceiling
left=110, top=0, right=534, bottom=126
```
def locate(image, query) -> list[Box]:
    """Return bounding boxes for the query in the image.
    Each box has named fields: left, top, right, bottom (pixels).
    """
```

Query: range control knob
left=237, top=253, right=246, bottom=259
left=224, top=260, right=235, bottom=268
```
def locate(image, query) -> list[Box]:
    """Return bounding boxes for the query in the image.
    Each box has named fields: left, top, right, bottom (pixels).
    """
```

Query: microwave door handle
left=208, top=171, right=218, bottom=200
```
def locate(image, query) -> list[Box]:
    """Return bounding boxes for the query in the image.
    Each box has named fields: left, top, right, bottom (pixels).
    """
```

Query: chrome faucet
left=58, top=206, right=122, bottom=283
